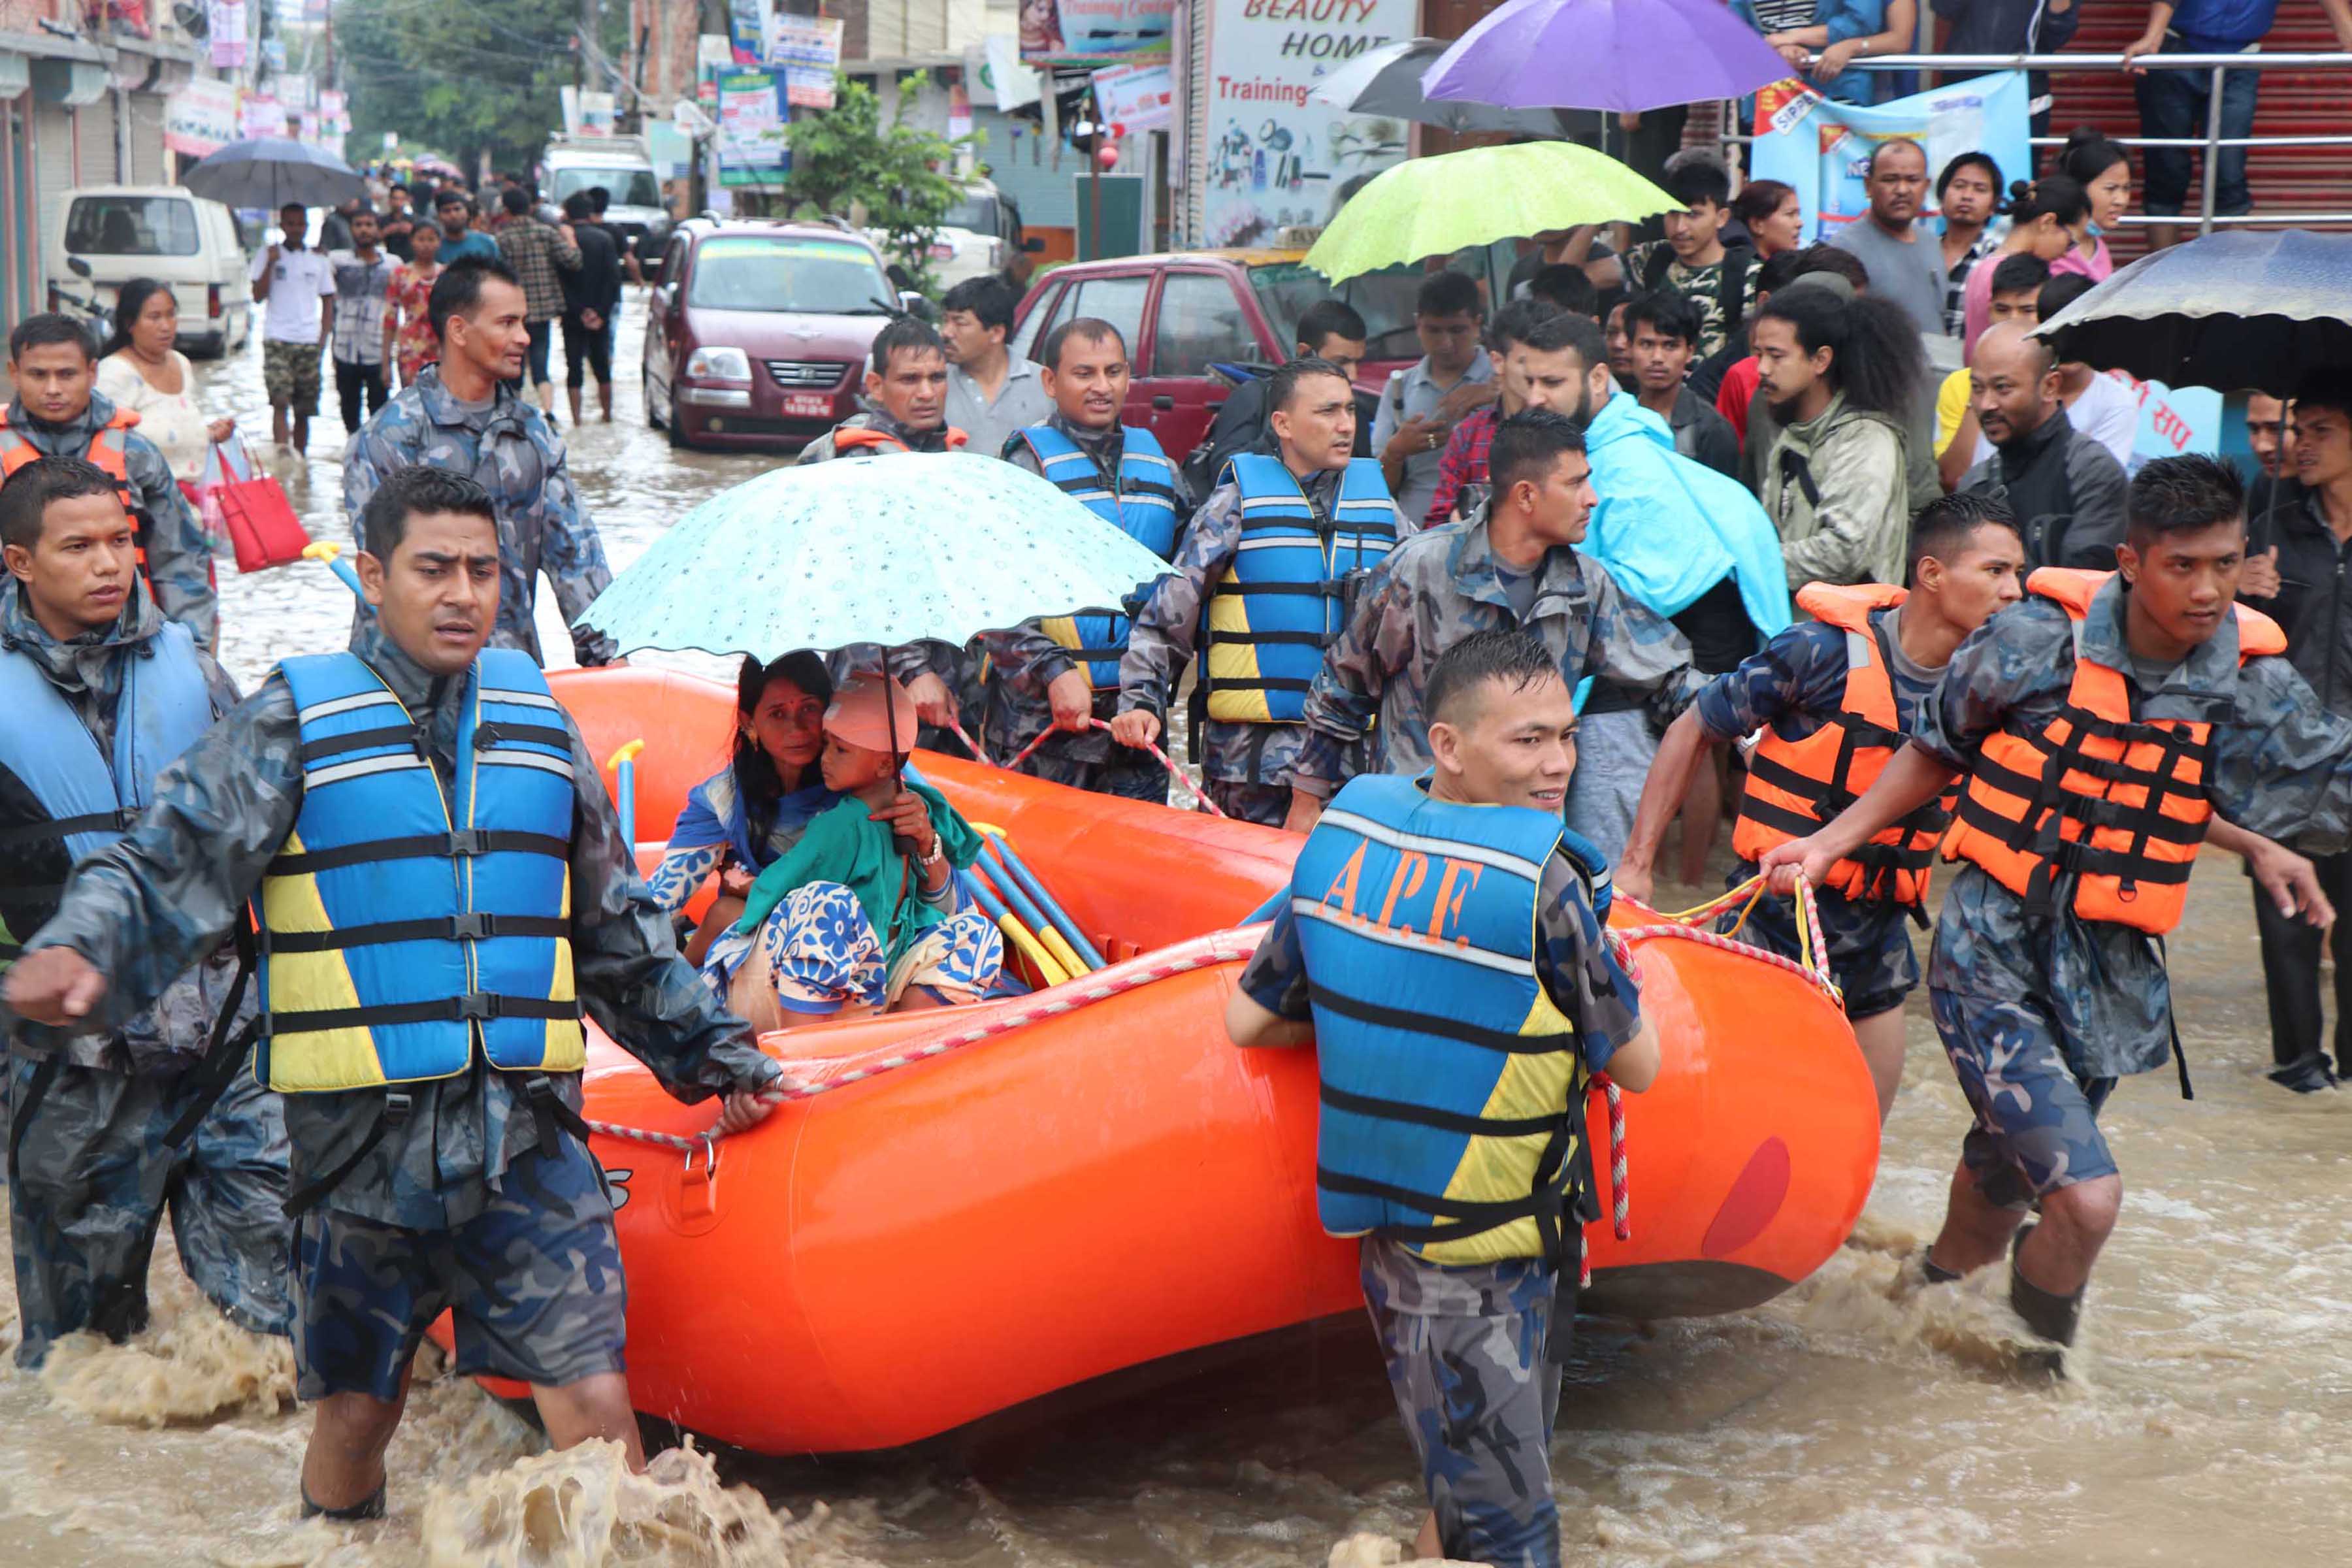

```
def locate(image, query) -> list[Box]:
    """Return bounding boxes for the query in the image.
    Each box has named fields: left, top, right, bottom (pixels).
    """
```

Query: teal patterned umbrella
left=578, top=451, right=1177, bottom=659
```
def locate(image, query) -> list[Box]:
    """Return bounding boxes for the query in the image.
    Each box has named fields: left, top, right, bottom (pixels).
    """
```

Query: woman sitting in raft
left=649, top=652, right=842, bottom=966
left=723, top=673, right=1005, bottom=1029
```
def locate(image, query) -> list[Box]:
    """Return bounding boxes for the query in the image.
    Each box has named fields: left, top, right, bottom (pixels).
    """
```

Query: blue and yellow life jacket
left=1015, top=423, right=1181, bottom=690
left=0, top=620, right=212, bottom=964
left=256, top=649, right=584, bottom=1094
left=1203, top=454, right=1396, bottom=725
left=1288, top=774, right=1594, bottom=1267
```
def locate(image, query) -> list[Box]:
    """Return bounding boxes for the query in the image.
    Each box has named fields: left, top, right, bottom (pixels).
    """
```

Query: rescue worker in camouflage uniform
left=5, top=466, right=784, bottom=1519
left=1761, top=457, right=2351, bottom=1369
left=342, top=257, right=618, bottom=668
left=1618, top=495, right=2029, bottom=1122
left=3, top=314, right=217, bottom=649
left=1, top=457, right=288, bottom=1368
left=986, top=317, right=1189, bottom=800
left=1290, top=411, right=1701, bottom=856
left=799, top=316, right=973, bottom=754
left=1228, top=630, right=1661, bottom=1568
left=1111, top=356, right=1411, bottom=826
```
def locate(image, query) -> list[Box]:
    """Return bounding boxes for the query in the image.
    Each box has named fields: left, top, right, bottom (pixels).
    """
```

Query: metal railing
left=1735, top=50, right=2352, bottom=237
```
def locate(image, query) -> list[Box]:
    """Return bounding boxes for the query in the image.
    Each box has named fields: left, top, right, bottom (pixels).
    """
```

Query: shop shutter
left=1179, top=0, right=1208, bottom=244
left=34, top=103, right=76, bottom=269
left=129, top=88, right=165, bottom=184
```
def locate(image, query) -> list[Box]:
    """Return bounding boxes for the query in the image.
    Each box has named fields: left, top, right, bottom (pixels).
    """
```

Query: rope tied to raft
left=589, top=915, right=1637, bottom=1285
left=1609, top=874, right=1844, bottom=1007
left=583, top=925, right=1269, bottom=1160
left=1003, top=719, right=1227, bottom=817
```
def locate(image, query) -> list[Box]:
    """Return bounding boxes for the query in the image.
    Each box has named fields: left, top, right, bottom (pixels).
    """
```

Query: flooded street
left=8, top=308, right=2352, bottom=1565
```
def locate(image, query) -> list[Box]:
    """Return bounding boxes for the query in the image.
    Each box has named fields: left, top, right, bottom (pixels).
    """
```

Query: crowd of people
left=2, top=83, right=2350, bottom=1566
left=242, top=171, right=634, bottom=456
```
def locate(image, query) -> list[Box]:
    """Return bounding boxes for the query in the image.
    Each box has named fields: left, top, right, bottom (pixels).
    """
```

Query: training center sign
left=1201, top=0, right=1412, bottom=248
left=1752, top=70, right=2031, bottom=243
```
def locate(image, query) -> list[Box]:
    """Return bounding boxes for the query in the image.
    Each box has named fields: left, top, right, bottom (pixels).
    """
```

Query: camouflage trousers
left=1931, top=987, right=2119, bottom=1210
left=1360, top=1236, right=1563, bottom=1568
left=1004, top=732, right=1171, bottom=804
left=1207, top=781, right=1292, bottom=828
left=291, top=1137, right=625, bottom=1401
left=7, top=1050, right=293, bottom=1369
left=1724, top=864, right=1920, bottom=1021
left=1560, top=710, right=1656, bottom=866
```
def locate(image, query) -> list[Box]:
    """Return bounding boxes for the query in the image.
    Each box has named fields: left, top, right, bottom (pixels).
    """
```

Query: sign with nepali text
left=1201, top=0, right=1410, bottom=246
left=764, top=14, right=841, bottom=108
left=164, top=78, right=240, bottom=156
left=1752, top=71, right=2032, bottom=242
left=240, top=93, right=285, bottom=140
left=1092, top=61, right=1173, bottom=133
left=716, top=69, right=789, bottom=188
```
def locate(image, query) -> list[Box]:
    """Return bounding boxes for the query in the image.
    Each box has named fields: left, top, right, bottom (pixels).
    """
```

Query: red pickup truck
left=1008, top=248, right=1439, bottom=462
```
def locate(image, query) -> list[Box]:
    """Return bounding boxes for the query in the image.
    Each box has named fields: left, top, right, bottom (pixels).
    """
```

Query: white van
left=49, top=186, right=252, bottom=357
left=889, top=180, right=1033, bottom=293
left=542, top=136, right=672, bottom=264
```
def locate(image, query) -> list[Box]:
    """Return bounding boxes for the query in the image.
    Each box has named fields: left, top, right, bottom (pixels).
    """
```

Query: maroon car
left=1007, top=249, right=1496, bottom=461
left=644, top=219, right=914, bottom=451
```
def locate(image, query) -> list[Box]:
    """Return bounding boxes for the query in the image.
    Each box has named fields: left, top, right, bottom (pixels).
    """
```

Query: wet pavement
left=7, top=310, right=2352, bottom=1565
left=201, top=299, right=769, bottom=692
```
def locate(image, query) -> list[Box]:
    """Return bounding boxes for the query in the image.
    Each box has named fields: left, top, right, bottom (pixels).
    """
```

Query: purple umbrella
left=1421, top=0, right=1795, bottom=114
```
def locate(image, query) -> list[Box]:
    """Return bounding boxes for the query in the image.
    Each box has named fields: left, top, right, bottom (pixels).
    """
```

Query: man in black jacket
left=1191, top=299, right=1368, bottom=493
left=558, top=193, right=623, bottom=426
left=2240, top=372, right=2352, bottom=1091
left=1957, top=323, right=2127, bottom=569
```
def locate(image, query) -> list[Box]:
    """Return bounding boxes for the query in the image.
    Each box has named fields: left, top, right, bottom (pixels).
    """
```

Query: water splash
left=417, top=1439, right=796, bottom=1567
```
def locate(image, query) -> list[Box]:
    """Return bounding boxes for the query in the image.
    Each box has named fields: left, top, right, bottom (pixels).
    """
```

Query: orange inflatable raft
left=452, top=668, right=1880, bottom=1456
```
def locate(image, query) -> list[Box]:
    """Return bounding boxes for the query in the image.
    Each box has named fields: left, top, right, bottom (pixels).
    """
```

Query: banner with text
left=764, top=14, right=842, bottom=108
left=240, top=94, right=285, bottom=140
left=206, top=0, right=245, bottom=67
left=728, top=0, right=763, bottom=63
left=164, top=78, right=240, bottom=156
left=1752, top=71, right=2031, bottom=242
left=1092, top=61, right=1173, bottom=133
left=1201, top=0, right=1411, bottom=247
left=1022, top=0, right=1175, bottom=65
left=716, top=68, right=789, bottom=187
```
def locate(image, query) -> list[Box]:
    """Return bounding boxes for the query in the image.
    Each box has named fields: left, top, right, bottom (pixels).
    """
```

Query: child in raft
left=649, top=651, right=841, bottom=967
left=715, top=672, right=1005, bottom=1030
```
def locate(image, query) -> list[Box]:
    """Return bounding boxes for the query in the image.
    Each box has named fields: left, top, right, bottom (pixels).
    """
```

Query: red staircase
left=2050, top=7, right=2351, bottom=263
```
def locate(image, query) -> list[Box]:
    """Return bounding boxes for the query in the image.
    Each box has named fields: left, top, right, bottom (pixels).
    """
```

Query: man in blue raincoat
left=1292, top=315, right=1788, bottom=859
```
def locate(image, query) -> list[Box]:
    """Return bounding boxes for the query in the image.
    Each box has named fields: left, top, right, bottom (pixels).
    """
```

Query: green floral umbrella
left=577, top=451, right=1175, bottom=659
left=1303, top=141, right=1677, bottom=284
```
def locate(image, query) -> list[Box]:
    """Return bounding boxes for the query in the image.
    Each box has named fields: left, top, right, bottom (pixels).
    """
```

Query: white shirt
left=2066, top=370, right=2140, bottom=470
left=93, top=351, right=212, bottom=482
left=249, top=244, right=338, bottom=344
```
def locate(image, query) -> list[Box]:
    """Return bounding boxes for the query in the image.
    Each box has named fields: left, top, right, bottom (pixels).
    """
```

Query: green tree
left=783, top=74, right=967, bottom=295
left=337, top=0, right=629, bottom=177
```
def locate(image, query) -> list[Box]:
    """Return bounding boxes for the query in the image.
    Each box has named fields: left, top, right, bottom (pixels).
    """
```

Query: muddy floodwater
left=6, top=312, right=2352, bottom=1566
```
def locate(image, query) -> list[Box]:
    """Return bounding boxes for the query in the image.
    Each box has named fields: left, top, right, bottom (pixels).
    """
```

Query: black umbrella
left=2037, top=229, right=2352, bottom=397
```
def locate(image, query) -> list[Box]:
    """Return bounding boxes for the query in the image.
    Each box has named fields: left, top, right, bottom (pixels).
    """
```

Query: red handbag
left=201, top=439, right=312, bottom=573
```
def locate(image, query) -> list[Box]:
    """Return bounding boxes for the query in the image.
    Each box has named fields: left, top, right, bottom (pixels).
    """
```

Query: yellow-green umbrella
left=1303, top=141, right=1678, bottom=284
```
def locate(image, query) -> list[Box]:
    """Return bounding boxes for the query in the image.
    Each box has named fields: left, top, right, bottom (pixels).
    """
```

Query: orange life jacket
left=830, top=422, right=968, bottom=456
left=0, top=404, right=152, bottom=582
left=1731, top=581, right=1951, bottom=910
left=1942, top=566, right=2288, bottom=935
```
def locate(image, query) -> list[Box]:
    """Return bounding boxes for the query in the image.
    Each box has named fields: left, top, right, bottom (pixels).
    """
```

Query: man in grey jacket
left=1957, top=322, right=2129, bottom=571
left=1753, top=284, right=1928, bottom=590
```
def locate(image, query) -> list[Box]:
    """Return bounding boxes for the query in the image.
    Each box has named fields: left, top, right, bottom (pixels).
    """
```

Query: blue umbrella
left=2038, top=230, right=2352, bottom=398
left=182, top=137, right=366, bottom=211
left=577, top=451, right=1176, bottom=660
